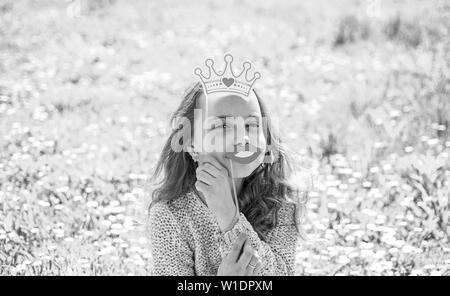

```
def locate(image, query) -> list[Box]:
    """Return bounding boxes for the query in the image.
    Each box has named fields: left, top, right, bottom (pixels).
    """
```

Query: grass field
left=0, top=0, right=449, bottom=275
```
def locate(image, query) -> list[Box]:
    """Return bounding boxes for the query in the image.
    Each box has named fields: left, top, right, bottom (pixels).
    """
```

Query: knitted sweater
left=147, top=189, right=300, bottom=276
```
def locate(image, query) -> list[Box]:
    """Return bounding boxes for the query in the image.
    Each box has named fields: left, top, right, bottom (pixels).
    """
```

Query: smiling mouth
left=224, top=144, right=263, bottom=164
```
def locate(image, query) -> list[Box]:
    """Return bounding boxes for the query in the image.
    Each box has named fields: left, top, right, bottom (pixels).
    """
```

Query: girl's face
left=194, top=91, right=266, bottom=178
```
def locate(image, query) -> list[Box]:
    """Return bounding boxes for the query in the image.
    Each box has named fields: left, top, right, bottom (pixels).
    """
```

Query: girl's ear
left=263, top=147, right=275, bottom=164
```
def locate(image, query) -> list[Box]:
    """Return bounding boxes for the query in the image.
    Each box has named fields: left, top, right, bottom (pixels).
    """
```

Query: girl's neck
left=231, top=177, right=244, bottom=198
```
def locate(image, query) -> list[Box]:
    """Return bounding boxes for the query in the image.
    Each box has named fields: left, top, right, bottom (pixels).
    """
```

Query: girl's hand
left=195, top=154, right=237, bottom=232
left=217, top=233, right=263, bottom=276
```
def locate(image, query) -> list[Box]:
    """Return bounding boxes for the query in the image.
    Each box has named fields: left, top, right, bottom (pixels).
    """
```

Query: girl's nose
left=234, top=123, right=250, bottom=147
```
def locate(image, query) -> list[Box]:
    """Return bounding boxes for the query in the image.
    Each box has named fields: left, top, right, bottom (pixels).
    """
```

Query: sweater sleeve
left=216, top=201, right=299, bottom=276
left=147, top=201, right=195, bottom=276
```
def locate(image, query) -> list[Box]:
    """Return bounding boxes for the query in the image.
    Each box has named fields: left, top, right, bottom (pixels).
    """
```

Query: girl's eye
left=210, top=122, right=259, bottom=130
left=212, top=123, right=231, bottom=130
left=246, top=123, right=259, bottom=128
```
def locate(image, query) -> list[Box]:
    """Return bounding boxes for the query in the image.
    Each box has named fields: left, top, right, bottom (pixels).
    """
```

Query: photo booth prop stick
left=194, top=53, right=262, bottom=225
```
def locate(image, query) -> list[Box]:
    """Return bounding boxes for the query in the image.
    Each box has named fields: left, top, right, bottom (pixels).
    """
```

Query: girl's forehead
left=198, top=91, right=261, bottom=117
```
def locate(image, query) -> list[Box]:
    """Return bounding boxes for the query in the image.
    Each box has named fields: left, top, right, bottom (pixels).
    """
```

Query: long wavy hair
left=148, top=82, right=307, bottom=242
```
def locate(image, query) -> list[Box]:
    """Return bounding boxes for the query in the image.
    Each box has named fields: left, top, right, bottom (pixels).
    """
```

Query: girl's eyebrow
left=215, top=114, right=261, bottom=119
left=205, top=114, right=261, bottom=126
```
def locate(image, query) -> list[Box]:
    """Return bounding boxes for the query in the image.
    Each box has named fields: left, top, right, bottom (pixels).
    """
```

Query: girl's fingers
left=197, top=163, right=219, bottom=178
left=247, top=254, right=260, bottom=270
left=228, top=233, right=247, bottom=262
left=195, top=180, right=209, bottom=192
left=252, top=261, right=262, bottom=276
left=243, top=255, right=259, bottom=276
left=237, top=241, right=255, bottom=267
left=196, top=170, right=215, bottom=185
left=201, top=155, right=229, bottom=178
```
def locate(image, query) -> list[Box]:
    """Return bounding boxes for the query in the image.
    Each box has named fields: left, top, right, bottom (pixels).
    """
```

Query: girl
left=147, top=79, right=307, bottom=276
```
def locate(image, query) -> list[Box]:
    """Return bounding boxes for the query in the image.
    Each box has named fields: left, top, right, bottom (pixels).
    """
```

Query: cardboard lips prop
left=224, top=143, right=263, bottom=165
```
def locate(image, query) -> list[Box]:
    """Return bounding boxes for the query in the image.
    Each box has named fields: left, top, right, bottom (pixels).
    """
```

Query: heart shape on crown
left=222, top=77, right=234, bottom=87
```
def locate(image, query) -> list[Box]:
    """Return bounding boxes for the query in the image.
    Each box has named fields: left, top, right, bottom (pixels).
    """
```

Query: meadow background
left=0, top=0, right=449, bottom=275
